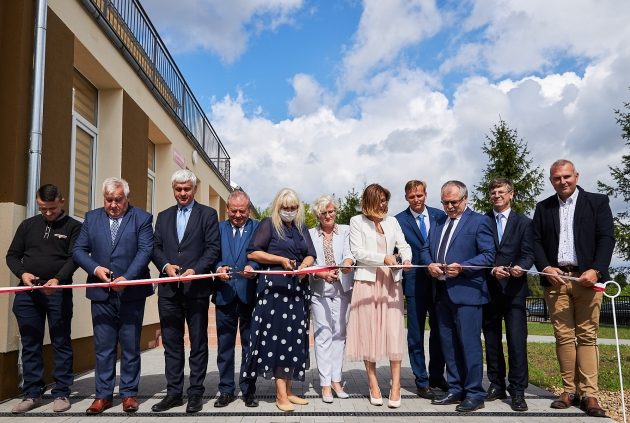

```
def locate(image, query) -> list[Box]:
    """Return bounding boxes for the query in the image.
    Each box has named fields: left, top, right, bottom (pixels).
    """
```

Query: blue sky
left=142, top=0, right=630, bottom=252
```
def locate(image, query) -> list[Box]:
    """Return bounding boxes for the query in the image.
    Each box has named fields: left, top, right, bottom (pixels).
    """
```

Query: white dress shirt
left=557, top=189, right=578, bottom=266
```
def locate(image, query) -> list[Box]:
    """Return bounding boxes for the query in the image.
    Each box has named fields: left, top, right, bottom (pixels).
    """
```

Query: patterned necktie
left=496, top=213, right=504, bottom=242
left=417, top=214, right=428, bottom=242
left=177, top=208, right=188, bottom=242
left=110, top=218, right=119, bottom=244
left=437, top=218, right=455, bottom=263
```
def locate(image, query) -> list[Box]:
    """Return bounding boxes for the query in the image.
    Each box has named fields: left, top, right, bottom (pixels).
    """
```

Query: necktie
left=233, top=227, right=243, bottom=255
left=110, top=218, right=119, bottom=244
left=417, top=214, right=428, bottom=242
left=177, top=208, right=188, bottom=242
left=496, top=214, right=504, bottom=242
left=437, top=218, right=455, bottom=263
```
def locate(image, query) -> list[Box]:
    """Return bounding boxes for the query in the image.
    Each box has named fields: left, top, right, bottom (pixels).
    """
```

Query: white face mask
left=279, top=209, right=298, bottom=223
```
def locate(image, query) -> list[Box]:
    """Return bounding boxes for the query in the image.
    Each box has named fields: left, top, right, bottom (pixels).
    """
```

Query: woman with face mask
left=244, top=188, right=316, bottom=412
left=346, top=183, right=412, bottom=408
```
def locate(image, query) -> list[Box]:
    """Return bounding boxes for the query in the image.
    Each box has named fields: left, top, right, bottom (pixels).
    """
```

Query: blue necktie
left=233, top=227, right=243, bottom=255
left=417, top=214, right=428, bottom=242
left=177, top=208, right=188, bottom=242
left=110, top=218, right=119, bottom=245
left=496, top=213, right=504, bottom=242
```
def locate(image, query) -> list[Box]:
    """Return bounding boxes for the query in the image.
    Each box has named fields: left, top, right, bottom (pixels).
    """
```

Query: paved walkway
left=0, top=335, right=621, bottom=422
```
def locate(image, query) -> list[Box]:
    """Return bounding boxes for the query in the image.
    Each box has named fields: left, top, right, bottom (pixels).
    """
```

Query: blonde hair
left=312, top=195, right=336, bottom=218
left=270, top=188, right=306, bottom=239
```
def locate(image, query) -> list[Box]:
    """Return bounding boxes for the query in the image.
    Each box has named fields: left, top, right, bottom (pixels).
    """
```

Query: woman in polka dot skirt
left=245, top=188, right=317, bottom=412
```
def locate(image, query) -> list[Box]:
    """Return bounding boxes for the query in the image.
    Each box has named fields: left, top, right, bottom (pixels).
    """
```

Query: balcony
left=81, top=0, right=230, bottom=186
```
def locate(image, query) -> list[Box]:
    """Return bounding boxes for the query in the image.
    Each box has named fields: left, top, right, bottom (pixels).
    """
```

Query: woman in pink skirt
left=346, top=183, right=412, bottom=408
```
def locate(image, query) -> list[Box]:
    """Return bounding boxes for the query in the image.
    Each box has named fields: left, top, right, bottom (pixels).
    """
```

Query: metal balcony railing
left=81, top=0, right=231, bottom=186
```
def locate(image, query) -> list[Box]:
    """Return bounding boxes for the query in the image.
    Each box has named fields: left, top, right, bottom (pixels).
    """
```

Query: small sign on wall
left=173, top=148, right=186, bottom=168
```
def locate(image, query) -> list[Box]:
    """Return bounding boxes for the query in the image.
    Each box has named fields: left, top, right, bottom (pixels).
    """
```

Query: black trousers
left=482, top=292, right=529, bottom=394
left=158, top=294, right=209, bottom=396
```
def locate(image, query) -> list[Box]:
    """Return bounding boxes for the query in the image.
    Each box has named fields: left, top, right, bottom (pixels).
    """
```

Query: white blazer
left=309, top=224, right=355, bottom=295
left=349, top=214, right=412, bottom=283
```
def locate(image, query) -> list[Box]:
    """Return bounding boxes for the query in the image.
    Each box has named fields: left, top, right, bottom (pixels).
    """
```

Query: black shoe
left=456, top=397, right=485, bottom=412
left=431, top=392, right=463, bottom=405
left=416, top=387, right=435, bottom=400
left=511, top=394, right=528, bottom=412
left=430, top=380, right=449, bottom=392
left=151, top=395, right=183, bottom=412
left=186, top=395, right=204, bottom=413
left=243, top=394, right=259, bottom=407
left=214, top=393, right=236, bottom=408
left=485, top=385, right=507, bottom=401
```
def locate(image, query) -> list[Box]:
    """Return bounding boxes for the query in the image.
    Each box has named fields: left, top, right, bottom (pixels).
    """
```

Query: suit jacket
left=532, top=186, right=615, bottom=286
left=485, top=210, right=534, bottom=297
left=213, top=218, right=260, bottom=305
left=395, top=206, right=446, bottom=297
left=152, top=201, right=220, bottom=298
left=349, top=214, right=412, bottom=283
left=419, top=207, right=495, bottom=305
left=73, top=205, right=154, bottom=302
left=309, top=224, right=355, bottom=295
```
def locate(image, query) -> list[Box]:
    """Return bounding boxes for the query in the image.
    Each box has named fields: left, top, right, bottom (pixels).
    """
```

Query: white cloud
left=341, top=0, right=443, bottom=90
left=142, top=0, right=303, bottom=63
left=442, top=0, right=630, bottom=77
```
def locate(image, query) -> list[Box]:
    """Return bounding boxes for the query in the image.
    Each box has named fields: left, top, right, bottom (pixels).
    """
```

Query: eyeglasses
left=490, top=190, right=512, bottom=197
left=320, top=210, right=336, bottom=216
left=441, top=198, right=464, bottom=207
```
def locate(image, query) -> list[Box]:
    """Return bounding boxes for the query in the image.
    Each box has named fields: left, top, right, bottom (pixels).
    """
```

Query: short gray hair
left=171, top=169, right=197, bottom=189
left=441, top=180, right=468, bottom=199
left=312, top=195, right=336, bottom=217
left=227, top=190, right=251, bottom=207
left=102, top=177, right=130, bottom=197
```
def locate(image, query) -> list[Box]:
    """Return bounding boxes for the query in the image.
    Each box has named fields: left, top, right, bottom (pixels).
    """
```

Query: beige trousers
left=544, top=283, right=603, bottom=397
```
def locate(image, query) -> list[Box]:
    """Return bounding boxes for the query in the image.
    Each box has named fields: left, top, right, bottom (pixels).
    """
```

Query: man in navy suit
left=533, top=159, right=614, bottom=417
left=482, top=178, right=534, bottom=412
left=395, top=180, right=447, bottom=399
left=151, top=170, right=220, bottom=414
left=420, top=180, right=495, bottom=412
left=73, top=177, right=154, bottom=415
left=213, top=191, right=259, bottom=408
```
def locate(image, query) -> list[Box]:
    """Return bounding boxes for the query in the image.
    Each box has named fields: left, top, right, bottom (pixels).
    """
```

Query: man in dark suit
left=533, top=159, right=615, bottom=418
left=213, top=191, right=259, bottom=408
left=73, top=177, right=154, bottom=415
left=395, top=180, right=447, bottom=399
left=151, top=170, right=220, bottom=414
left=420, top=180, right=495, bottom=412
left=482, top=178, right=534, bottom=412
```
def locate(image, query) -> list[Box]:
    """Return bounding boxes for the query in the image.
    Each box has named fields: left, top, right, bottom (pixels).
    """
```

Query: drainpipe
left=26, top=0, right=48, bottom=218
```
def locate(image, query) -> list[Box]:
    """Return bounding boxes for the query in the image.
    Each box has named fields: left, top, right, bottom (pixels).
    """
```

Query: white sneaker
left=53, top=396, right=71, bottom=412
left=11, top=398, right=42, bottom=414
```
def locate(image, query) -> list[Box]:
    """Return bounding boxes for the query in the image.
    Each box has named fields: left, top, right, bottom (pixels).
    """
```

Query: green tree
left=471, top=119, right=544, bottom=214
left=598, top=97, right=630, bottom=262
left=336, top=188, right=361, bottom=225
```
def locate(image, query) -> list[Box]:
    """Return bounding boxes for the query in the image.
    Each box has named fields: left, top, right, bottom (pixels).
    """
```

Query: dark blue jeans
left=12, top=290, right=73, bottom=398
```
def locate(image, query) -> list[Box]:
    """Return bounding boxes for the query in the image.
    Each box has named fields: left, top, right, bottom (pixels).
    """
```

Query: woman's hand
left=340, top=258, right=354, bottom=273
left=384, top=255, right=398, bottom=266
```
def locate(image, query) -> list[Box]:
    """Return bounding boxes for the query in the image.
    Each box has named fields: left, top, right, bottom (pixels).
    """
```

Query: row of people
left=6, top=159, right=614, bottom=417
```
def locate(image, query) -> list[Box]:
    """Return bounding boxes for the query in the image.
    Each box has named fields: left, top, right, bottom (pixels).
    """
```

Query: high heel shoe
left=321, top=389, right=334, bottom=403
left=369, top=388, right=383, bottom=406
left=287, top=395, right=309, bottom=405
left=388, top=389, right=401, bottom=408
left=332, top=385, right=350, bottom=399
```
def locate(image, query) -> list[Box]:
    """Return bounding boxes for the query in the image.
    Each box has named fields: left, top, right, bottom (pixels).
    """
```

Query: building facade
left=0, top=0, right=231, bottom=399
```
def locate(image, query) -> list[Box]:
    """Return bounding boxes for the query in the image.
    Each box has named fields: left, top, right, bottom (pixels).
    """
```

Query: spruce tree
left=472, top=119, right=544, bottom=214
left=598, top=97, right=630, bottom=261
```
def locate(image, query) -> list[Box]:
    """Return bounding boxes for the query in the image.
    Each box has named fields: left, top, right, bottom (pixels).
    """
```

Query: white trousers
left=311, top=292, right=351, bottom=386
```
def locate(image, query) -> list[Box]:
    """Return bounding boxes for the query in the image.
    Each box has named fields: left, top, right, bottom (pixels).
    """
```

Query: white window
left=70, top=71, right=98, bottom=220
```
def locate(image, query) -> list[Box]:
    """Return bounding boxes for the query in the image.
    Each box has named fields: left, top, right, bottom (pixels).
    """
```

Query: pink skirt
left=345, top=268, right=405, bottom=362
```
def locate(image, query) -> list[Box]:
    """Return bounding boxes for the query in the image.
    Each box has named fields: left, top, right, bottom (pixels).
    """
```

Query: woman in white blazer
left=309, top=195, right=355, bottom=403
left=345, top=184, right=411, bottom=409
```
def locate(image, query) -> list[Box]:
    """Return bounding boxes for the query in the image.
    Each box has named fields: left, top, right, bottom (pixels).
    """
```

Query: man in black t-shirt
left=6, top=184, right=81, bottom=414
